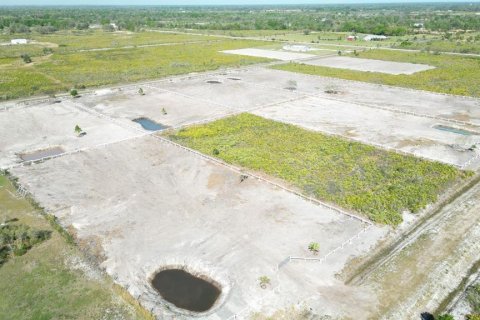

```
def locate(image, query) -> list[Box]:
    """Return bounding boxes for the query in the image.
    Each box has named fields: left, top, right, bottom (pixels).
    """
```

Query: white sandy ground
left=221, top=48, right=316, bottom=61
left=2, top=67, right=480, bottom=171
left=10, top=136, right=387, bottom=319
left=301, top=56, right=435, bottom=75
left=1, top=64, right=480, bottom=319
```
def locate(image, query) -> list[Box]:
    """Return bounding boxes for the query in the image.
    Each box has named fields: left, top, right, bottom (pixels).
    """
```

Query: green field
left=273, top=50, right=480, bottom=97
left=0, top=31, right=268, bottom=100
left=168, top=113, right=470, bottom=225
left=0, top=174, right=149, bottom=320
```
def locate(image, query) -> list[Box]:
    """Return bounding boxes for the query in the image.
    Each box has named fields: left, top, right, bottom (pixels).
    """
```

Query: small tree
left=308, top=242, right=320, bottom=255
left=21, top=54, right=32, bottom=64
left=162, top=107, right=167, bottom=115
left=74, top=125, right=82, bottom=135
left=70, top=89, right=78, bottom=97
left=259, top=276, right=270, bottom=289
left=337, top=50, right=342, bottom=56
left=212, top=148, right=220, bottom=155
left=138, top=88, right=144, bottom=95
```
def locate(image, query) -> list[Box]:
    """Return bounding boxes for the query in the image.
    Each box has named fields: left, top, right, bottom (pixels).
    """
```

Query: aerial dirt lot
left=9, top=136, right=385, bottom=319
left=301, top=56, right=435, bottom=75
left=1, top=59, right=480, bottom=319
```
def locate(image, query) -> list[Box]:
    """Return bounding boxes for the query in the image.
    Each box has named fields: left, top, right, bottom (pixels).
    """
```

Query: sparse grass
left=273, top=50, right=480, bottom=97
left=0, top=32, right=268, bottom=100
left=467, top=284, right=480, bottom=313
left=0, top=175, right=147, bottom=320
left=168, top=113, right=470, bottom=225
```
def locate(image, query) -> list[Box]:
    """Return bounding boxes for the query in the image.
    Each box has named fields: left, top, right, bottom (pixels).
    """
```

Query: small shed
left=11, top=39, right=28, bottom=45
left=346, top=35, right=357, bottom=41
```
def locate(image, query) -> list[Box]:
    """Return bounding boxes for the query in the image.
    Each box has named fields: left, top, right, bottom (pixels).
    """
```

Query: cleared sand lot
left=221, top=48, right=316, bottom=61
left=301, top=56, right=435, bottom=75
left=10, top=136, right=385, bottom=319
left=0, top=101, right=138, bottom=168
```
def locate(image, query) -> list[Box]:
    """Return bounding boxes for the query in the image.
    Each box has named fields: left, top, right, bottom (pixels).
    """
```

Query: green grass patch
left=168, top=113, right=470, bottom=225
left=273, top=50, right=480, bottom=97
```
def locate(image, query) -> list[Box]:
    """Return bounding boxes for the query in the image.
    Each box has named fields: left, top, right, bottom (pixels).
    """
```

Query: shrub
left=308, top=242, right=320, bottom=254
left=70, top=89, right=78, bottom=97
left=20, top=54, right=32, bottom=64
left=259, top=276, right=270, bottom=289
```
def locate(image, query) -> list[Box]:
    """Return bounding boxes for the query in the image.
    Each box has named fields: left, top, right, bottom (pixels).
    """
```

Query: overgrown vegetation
left=273, top=50, right=480, bottom=97
left=169, top=113, right=470, bottom=225
left=0, top=31, right=268, bottom=100
left=0, top=220, right=51, bottom=266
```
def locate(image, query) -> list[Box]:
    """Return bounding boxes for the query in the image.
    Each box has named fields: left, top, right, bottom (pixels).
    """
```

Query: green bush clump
left=0, top=222, right=51, bottom=266
left=169, top=113, right=471, bottom=225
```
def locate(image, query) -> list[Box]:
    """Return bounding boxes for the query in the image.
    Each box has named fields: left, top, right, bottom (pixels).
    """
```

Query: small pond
left=434, top=125, right=478, bottom=136
left=132, top=118, right=168, bottom=131
left=151, top=269, right=221, bottom=312
left=20, top=146, right=65, bottom=162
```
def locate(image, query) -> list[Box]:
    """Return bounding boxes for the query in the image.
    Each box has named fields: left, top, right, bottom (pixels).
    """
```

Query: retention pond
left=132, top=118, right=168, bottom=131
left=20, top=146, right=65, bottom=162
left=151, top=269, right=221, bottom=312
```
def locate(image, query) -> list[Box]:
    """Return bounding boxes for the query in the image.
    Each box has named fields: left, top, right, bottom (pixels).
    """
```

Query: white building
left=364, top=35, right=388, bottom=41
left=11, top=39, right=28, bottom=45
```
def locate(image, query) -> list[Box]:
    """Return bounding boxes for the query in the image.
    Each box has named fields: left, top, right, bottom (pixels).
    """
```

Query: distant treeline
left=1, top=3, right=480, bottom=36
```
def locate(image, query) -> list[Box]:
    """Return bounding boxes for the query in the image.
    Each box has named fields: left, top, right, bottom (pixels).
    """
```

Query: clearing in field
left=221, top=48, right=316, bottom=61
left=273, top=50, right=480, bottom=97
left=302, top=56, right=435, bottom=75
left=168, top=113, right=469, bottom=225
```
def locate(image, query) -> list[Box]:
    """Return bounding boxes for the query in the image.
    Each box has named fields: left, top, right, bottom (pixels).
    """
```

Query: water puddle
left=132, top=118, right=168, bottom=131
left=20, top=146, right=65, bottom=162
left=228, top=77, right=241, bottom=81
left=206, top=80, right=222, bottom=84
left=151, top=269, right=221, bottom=312
left=434, top=125, right=478, bottom=136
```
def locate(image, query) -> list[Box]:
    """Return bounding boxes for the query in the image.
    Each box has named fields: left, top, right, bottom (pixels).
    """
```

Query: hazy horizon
left=2, top=0, right=479, bottom=6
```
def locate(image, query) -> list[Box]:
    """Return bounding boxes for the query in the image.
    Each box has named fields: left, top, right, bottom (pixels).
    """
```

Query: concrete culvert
left=151, top=268, right=221, bottom=313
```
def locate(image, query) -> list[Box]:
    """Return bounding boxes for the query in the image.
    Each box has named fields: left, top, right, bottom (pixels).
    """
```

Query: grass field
left=0, top=174, right=149, bottom=320
left=168, top=113, right=470, bottom=225
left=0, top=31, right=268, bottom=100
left=273, top=50, right=480, bottom=97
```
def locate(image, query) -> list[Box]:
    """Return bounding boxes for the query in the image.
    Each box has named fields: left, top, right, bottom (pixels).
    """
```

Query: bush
left=308, top=242, right=320, bottom=254
left=0, top=222, right=51, bottom=265
left=70, top=89, right=78, bottom=97
left=20, top=54, right=32, bottom=64
left=467, top=315, right=480, bottom=320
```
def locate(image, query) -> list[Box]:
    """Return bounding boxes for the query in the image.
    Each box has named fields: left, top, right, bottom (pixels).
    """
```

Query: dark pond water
left=434, top=124, right=478, bottom=136
left=206, top=80, right=222, bottom=84
left=151, top=269, right=221, bottom=312
left=132, top=118, right=168, bottom=131
left=20, top=146, right=65, bottom=161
